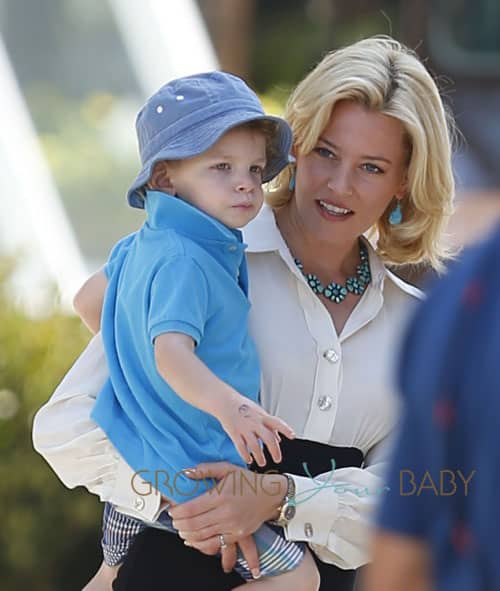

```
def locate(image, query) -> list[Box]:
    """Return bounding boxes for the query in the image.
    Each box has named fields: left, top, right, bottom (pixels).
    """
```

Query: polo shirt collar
left=145, top=191, right=247, bottom=286
left=145, top=190, right=243, bottom=244
left=243, top=203, right=421, bottom=298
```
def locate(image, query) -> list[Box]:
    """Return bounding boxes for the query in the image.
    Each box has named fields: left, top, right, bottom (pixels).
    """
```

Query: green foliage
left=0, top=266, right=102, bottom=590
left=251, top=1, right=401, bottom=93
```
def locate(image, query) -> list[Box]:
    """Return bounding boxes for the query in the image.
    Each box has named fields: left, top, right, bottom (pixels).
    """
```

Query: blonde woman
left=33, top=36, right=456, bottom=591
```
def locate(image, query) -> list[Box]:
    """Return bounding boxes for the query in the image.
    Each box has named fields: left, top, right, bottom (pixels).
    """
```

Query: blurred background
left=0, top=1, right=499, bottom=588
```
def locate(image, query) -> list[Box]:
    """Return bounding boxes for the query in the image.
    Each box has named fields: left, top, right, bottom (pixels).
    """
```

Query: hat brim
left=127, top=110, right=292, bottom=209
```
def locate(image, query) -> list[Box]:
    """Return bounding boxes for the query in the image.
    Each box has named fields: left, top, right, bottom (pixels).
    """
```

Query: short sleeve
left=103, top=233, right=136, bottom=279
left=147, top=256, right=209, bottom=346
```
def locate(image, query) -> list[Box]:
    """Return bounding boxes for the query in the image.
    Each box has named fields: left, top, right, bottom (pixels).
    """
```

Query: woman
left=33, top=36, right=455, bottom=590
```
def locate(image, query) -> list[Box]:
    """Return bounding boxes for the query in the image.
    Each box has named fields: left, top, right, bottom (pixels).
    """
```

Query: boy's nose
left=235, top=175, right=254, bottom=193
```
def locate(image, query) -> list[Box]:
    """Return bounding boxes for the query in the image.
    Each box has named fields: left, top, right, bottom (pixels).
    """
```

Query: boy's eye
left=214, top=162, right=230, bottom=170
left=250, top=165, right=264, bottom=175
left=362, top=163, right=383, bottom=174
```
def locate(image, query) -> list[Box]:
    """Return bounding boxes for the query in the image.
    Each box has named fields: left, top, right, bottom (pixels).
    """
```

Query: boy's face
left=158, top=127, right=267, bottom=229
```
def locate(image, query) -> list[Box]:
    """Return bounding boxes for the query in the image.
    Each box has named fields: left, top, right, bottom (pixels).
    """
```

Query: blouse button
left=323, top=349, right=339, bottom=363
left=318, top=395, right=332, bottom=411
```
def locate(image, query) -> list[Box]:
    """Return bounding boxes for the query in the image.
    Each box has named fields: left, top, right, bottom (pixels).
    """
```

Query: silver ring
left=219, top=533, right=227, bottom=550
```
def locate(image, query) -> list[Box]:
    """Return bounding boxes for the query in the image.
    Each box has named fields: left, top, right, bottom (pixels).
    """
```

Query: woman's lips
left=316, top=199, right=354, bottom=220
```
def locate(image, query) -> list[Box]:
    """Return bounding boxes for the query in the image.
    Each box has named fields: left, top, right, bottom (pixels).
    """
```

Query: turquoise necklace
left=294, top=241, right=371, bottom=304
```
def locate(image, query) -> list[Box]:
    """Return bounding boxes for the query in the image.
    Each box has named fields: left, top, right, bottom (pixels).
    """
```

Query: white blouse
left=32, top=204, right=423, bottom=570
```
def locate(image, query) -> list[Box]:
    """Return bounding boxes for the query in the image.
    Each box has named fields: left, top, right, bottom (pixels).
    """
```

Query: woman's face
left=293, top=100, right=409, bottom=245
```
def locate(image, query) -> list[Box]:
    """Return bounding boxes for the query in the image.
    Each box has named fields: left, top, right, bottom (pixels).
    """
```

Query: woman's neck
left=275, top=202, right=361, bottom=282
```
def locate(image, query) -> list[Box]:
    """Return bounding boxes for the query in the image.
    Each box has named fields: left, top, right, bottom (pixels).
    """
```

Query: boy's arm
left=154, top=333, right=294, bottom=466
left=73, top=270, right=108, bottom=334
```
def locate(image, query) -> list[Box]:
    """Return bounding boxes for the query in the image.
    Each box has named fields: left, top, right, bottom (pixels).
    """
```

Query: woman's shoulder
left=364, top=238, right=425, bottom=302
left=383, top=269, right=425, bottom=301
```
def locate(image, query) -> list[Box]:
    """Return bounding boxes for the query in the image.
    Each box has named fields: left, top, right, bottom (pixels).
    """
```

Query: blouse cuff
left=283, top=467, right=387, bottom=569
left=284, top=473, right=339, bottom=546
left=108, top=455, right=165, bottom=523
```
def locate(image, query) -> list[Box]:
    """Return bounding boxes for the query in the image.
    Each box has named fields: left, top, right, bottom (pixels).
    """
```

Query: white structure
left=0, top=0, right=217, bottom=313
left=0, top=36, right=88, bottom=313
left=108, top=0, right=219, bottom=95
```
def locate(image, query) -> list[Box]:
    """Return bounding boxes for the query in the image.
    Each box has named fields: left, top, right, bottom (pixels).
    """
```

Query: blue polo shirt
left=91, top=190, right=261, bottom=503
left=377, top=226, right=500, bottom=590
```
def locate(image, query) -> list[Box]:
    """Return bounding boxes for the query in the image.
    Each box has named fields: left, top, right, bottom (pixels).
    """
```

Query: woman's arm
left=168, top=462, right=287, bottom=546
left=172, top=435, right=394, bottom=571
left=73, top=270, right=108, bottom=334
left=32, top=333, right=165, bottom=522
left=283, top=438, right=392, bottom=570
left=168, top=461, right=287, bottom=574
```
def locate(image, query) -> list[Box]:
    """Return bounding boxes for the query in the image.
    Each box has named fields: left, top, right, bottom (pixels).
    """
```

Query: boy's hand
left=216, top=396, right=295, bottom=466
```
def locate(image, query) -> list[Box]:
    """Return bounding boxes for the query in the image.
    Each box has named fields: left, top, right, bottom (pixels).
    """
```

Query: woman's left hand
left=168, top=462, right=287, bottom=563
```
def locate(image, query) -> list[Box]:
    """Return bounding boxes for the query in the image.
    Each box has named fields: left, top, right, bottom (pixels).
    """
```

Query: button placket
left=297, top=276, right=341, bottom=439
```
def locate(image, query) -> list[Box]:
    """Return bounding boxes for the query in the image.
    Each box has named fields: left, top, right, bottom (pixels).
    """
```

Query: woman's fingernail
left=182, top=468, right=196, bottom=475
left=251, top=568, right=261, bottom=579
left=184, top=540, right=192, bottom=547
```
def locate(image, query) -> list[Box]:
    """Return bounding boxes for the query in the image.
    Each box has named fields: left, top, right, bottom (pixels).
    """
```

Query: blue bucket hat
left=127, top=71, right=293, bottom=209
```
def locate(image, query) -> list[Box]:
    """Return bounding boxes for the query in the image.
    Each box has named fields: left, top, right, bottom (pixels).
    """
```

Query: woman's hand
left=168, top=462, right=288, bottom=574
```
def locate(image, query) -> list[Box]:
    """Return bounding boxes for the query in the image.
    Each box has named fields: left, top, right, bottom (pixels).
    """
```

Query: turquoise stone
left=294, top=241, right=371, bottom=304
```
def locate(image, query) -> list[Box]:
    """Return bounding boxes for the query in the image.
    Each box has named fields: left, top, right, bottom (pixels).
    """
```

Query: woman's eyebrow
left=318, top=137, right=392, bottom=164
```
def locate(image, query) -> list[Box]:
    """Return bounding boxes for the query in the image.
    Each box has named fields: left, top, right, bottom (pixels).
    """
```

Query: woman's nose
left=327, top=166, right=353, bottom=197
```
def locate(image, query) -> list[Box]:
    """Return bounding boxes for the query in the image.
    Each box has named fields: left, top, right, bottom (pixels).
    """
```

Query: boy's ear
left=149, top=161, right=175, bottom=192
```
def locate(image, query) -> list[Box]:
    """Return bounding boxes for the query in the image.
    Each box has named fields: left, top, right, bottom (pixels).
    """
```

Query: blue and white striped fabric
left=238, top=524, right=306, bottom=580
left=102, top=502, right=306, bottom=579
left=101, top=502, right=147, bottom=566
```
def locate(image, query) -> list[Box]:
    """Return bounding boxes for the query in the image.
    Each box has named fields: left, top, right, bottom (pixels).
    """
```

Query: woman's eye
left=315, top=147, right=335, bottom=159
left=362, top=163, right=383, bottom=174
left=214, top=162, right=230, bottom=170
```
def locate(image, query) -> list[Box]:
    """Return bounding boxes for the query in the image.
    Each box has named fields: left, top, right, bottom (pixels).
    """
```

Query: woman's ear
left=396, top=173, right=409, bottom=201
left=149, top=161, right=175, bottom=192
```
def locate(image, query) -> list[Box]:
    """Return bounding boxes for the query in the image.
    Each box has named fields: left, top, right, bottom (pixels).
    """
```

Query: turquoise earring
left=288, top=170, right=296, bottom=192
left=389, top=201, right=402, bottom=225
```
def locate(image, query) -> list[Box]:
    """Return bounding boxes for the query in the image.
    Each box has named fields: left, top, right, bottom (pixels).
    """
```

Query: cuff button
left=134, top=497, right=145, bottom=511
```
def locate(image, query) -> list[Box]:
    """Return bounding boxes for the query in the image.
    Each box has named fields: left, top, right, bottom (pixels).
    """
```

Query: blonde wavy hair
left=267, top=36, right=457, bottom=271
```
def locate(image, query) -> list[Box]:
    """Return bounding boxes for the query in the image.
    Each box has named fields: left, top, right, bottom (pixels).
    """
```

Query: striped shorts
left=102, top=502, right=306, bottom=580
